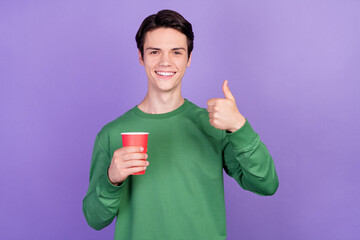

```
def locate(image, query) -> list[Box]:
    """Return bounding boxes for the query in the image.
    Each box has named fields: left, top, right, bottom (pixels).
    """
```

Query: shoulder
left=185, top=99, right=224, bottom=141
left=186, top=99, right=208, bottom=116
left=96, top=107, right=136, bottom=140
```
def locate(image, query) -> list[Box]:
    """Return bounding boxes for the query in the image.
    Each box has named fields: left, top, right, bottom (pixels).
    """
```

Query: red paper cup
left=121, top=132, right=149, bottom=175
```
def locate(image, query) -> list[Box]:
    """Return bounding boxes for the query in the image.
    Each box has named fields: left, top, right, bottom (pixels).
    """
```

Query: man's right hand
left=108, top=146, right=149, bottom=185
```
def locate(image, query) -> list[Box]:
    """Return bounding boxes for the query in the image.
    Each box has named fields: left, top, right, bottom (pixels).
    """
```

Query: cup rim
left=121, top=132, right=149, bottom=135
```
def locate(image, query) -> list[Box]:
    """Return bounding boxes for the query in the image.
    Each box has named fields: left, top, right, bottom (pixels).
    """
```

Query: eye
left=174, top=51, right=182, bottom=55
left=150, top=51, right=158, bottom=55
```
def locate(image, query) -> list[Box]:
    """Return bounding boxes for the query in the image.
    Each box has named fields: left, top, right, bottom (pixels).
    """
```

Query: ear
left=186, top=52, right=192, bottom=67
left=138, top=49, right=144, bottom=66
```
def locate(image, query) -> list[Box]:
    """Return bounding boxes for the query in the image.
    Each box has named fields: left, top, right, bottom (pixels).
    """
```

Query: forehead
left=144, top=28, right=187, bottom=49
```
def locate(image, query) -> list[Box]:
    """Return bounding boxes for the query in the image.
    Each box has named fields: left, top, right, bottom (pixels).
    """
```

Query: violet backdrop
left=1, top=0, right=359, bottom=239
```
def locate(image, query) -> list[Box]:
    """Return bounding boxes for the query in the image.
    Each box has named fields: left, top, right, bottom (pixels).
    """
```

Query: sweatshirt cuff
left=97, top=173, right=125, bottom=199
left=225, top=119, right=258, bottom=150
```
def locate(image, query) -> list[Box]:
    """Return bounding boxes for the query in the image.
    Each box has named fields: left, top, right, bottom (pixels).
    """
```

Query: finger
left=126, top=166, right=147, bottom=175
left=121, top=153, right=148, bottom=161
left=207, top=105, right=215, bottom=113
left=207, top=98, right=221, bottom=106
left=209, top=118, right=216, bottom=127
left=123, top=159, right=149, bottom=168
left=115, top=146, right=144, bottom=156
left=222, top=80, right=235, bottom=101
left=207, top=98, right=215, bottom=106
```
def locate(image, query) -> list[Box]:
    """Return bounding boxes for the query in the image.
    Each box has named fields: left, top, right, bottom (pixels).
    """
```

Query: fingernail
left=144, top=167, right=147, bottom=170
left=145, top=153, right=148, bottom=158
left=146, top=161, right=149, bottom=166
left=140, top=147, right=144, bottom=152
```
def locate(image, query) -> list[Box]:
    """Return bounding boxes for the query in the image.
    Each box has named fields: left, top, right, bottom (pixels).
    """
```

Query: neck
left=138, top=91, right=184, bottom=114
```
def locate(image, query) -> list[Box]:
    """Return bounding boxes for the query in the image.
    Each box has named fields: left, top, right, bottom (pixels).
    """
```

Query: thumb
left=222, top=80, right=235, bottom=101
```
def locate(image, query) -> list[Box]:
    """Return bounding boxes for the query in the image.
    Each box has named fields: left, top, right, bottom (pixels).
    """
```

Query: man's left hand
left=207, top=80, right=246, bottom=132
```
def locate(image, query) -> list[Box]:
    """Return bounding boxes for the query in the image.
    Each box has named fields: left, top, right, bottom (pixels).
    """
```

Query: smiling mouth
left=155, top=71, right=176, bottom=77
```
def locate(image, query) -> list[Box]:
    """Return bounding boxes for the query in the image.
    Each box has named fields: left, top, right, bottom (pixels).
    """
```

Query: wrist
left=107, top=168, right=120, bottom=186
left=228, top=117, right=246, bottom=133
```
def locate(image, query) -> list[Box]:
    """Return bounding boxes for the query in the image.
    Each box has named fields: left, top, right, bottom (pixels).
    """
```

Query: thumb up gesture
left=207, top=80, right=246, bottom=132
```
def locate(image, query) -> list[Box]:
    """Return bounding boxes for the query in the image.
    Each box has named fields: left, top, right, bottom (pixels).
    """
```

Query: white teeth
left=156, top=71, right=175, bottom=76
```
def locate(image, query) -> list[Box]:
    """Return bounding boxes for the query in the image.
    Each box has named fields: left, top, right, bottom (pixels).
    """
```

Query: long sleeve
left=82, top=134, right=126, bottom=230
left=222, top=119, right=279, bottom=196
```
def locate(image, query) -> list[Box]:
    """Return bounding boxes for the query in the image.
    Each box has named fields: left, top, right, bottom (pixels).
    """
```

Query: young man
left=83, top=9, right=279, bottom=240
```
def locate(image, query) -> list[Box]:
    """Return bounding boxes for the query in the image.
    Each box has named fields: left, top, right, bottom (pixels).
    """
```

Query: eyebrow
left=172, top=48, right=186, bottom=51
left=145, top=47, right=161, bottom=51
left=145, top=47, right=186, bottom=51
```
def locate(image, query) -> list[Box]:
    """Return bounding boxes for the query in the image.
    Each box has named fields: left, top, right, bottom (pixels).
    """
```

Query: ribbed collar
left=132, top=98, right=189, bottom=119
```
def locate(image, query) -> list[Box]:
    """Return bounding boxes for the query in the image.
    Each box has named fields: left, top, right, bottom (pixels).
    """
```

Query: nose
left=159, top=53, right=172, bottom=67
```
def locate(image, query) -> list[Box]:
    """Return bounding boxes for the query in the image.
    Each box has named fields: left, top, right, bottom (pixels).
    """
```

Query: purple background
left=1, top=0, right=359, bottom=239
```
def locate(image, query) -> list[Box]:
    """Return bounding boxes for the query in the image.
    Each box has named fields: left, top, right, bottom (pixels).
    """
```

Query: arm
left=82, top=134, right=148, bottom=230
left=222, top=119, right=279, bottom=196
left=206, top=80, right=278, bottom=195
left=82, top=135, right=124, bottom=230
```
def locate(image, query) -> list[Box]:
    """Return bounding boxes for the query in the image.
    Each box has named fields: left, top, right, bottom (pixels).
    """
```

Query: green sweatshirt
left=82, top=99, right=278, bottom=240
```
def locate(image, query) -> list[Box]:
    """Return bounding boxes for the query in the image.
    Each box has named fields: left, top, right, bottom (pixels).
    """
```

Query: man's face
left=139, top=28, right=192, bottom=94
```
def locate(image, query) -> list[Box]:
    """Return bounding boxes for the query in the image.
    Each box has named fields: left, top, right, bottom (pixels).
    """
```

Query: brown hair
left=135, top=9, right=194, bottom=59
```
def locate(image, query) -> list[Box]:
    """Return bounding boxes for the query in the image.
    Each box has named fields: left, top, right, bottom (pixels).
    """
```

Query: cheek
left=143, top=56, right=157, bottom=67
left=144, top=61, right=155, bottom=71
left=176, top=60, right=189, bottom=70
